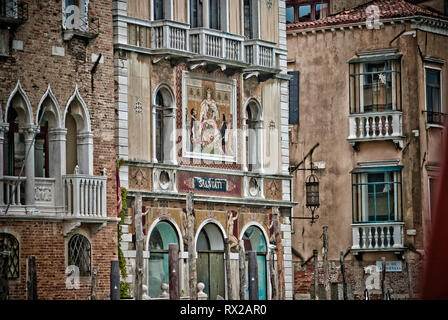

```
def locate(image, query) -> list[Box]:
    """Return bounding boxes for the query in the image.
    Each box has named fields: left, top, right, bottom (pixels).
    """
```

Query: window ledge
left=63, top=29, right=98, bottom=42
left=426, top=123, right=445, bottom=130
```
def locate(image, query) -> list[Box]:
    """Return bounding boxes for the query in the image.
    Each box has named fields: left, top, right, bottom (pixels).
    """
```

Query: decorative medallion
left=134, top=98, right=143, bottom=114
left=266, top=0, right=273, bottom=9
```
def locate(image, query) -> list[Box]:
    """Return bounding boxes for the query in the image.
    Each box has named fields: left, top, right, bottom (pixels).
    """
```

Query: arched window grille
left=0, top=233, right=19, bottom=279
left=68, top=234, right=91, bottom=276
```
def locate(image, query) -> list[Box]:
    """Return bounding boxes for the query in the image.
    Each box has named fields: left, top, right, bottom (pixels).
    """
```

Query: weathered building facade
left=0, top=0, right=119, bottom=299
left=114, top=0, right=295, bottom=300
left=287, top=0, right=448, bottom=299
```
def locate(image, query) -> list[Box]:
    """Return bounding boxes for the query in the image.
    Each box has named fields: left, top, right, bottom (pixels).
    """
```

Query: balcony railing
left=0, top=176, right=25, bottom=206
left=63, top=174, right=107, bottom=218
left=351, top=222, right=404, bottom=251
left=423, top=110, right=447, bottom=126
left=0, top=0, right=28, bottom=25
left=151, top=20, right=190, bottom=52
left=189, top=28, right=244, bottom=62
left=348, top=111, right=403, bottom=142
left=245, top=40, right=276, bottom=69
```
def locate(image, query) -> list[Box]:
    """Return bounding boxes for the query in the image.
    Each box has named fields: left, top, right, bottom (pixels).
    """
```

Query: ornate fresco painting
left=182, top=71, right=237, bottom=162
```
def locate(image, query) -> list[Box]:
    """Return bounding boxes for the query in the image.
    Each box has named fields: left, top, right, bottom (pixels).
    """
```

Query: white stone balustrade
left=0, top=176, right=26, bottom=206
left=351, top=222, right=404, bottom=251
left=34, top=178, right=55, bottom=206
left=245, top=40, right=276, bottom=68
left=151, top=20, right=190, bottom=52
left=63, top=174, right=107, bottom=217
left=348, top=111, right=403, bottom=142
left=189, top=28, right=244, bottom=62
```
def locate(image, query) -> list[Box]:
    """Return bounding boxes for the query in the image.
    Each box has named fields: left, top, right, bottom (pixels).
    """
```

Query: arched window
left=196, top=223, right=225, bottom=300
left=0, top=233, right=19, bottom=279
left=64, top=87, right=93, bottom=175
left=68, top=234, right=91, bottom=276
left=154, top=91, right=164, bottom=162
left=243, top=226, right=267, bottom=300
left=152, top=85, right=176, bottom=165
left=245, top=100, right=263, bottom=172
left=148, top=221, right=179, bottom=298
left=2, top=81, right=34, bottom=206
left=35, top=87, right=62, bottom=178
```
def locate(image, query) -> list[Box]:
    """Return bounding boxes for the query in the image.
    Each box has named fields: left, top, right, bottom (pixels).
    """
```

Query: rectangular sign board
left=376, top=261, right=403, bottom=272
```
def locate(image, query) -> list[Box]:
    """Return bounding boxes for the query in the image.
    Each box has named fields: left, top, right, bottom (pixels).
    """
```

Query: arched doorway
left=196, top=223, right=225, bottom=300
left=243, top=225, right=268, bottom=300
left=147, top=221, right=179, bottom=298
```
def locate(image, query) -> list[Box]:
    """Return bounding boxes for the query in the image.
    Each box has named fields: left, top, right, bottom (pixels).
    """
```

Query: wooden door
left=197, top=252, right=225, bottom=300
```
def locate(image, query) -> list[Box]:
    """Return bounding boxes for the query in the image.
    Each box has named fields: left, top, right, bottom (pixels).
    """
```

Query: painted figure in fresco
left=199, top=88, right=224, bottom=155
left=220, top=114, right=227, bottom=153
left=189, top=108, right=200, bottom=153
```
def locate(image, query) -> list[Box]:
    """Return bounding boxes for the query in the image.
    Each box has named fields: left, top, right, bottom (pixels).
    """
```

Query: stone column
left=77, top=131, right=93, bottom=175
left=255, top=120, right=264, bottom=174
left=0, top=123, right=9, bottom=205
left=49, top=128, right=67, bottom=208
left=164, top=108, right=178, bottom=165
left=152, top=106, right=158, bottom=163
left=34, top=139, right=45, bottom=178
left=242, top=116, right=248, bottom=172
left=22, top=125, right=37, bottom=206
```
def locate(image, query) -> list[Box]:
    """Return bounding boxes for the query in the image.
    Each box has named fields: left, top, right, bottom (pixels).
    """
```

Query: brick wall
left=293, top=254, right=424, bottom=300
left=0, top=222, right=117, bottom=300
left=0, top=0, right=118, bottom=299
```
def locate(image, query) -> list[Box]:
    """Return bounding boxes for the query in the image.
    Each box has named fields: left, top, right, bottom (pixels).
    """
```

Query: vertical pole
left=110, top=260, right=120, bottom=300
left=0, top=253, right=9, bottom=300
left=90, top=267, right=98, bottom=300
left=187, top=192, right=197, bottom=300
left=406, top=256, right=413, bottom=300
left=322, top=226, right=331, bottom=300
left=26, top=256, right=37, bottom=300
left=169, top=243, right=179, bottom=300
left=340, top=251, right=348, bottom=300
left=248, top=251, right=258, bottom=300
left=381, top=256, right=386, bottom=299
left=269, top=249, right=277, bottom=300
left=224, top=238, right=233, bottom=300
left=238, top=240, right=246, bottom=300
left=134, top=193, right=143, bottom=300
left=273, top=207, right=285, bottom=300
left=313, top=249, right=319, bottom=300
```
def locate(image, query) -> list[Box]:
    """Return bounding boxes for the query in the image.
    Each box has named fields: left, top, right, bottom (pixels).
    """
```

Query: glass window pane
left=153, top=0, right=164, bottom=20
left=149, top=222, right=178, bottom=250
left=148, top=252, right=168, bottom=297
left=243, top=226, right=267, bottom=253
left=299, top=5, right=311, bottom=21
left=426, top=69, right=440, bottom=86
left=315, top=3, right=328, bottom=20
left=286, top=6, right=295, bottom=23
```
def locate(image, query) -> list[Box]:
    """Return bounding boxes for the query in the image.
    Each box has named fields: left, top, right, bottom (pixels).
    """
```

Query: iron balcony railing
left=423, top=110, right=447, bottom=126
left=0, top=0, right=28, bottom=24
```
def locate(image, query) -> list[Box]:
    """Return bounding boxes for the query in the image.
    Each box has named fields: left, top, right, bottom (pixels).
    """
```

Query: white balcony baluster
left=351, top=222, right=404, bottom=251
left=348, top=111, right=403, bottom=144
left=63, top=174, right=107, bottom=218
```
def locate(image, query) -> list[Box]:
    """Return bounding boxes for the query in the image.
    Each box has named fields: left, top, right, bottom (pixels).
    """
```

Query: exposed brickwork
left=0, top=222, right=117, bottom=300
left=293, top=255, right=424, bottom=300
left=0, top=0, right=118, bottom=299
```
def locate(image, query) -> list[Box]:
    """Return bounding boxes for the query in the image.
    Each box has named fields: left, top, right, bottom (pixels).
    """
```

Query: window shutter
left=288, top=71, right=300, bottom=124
